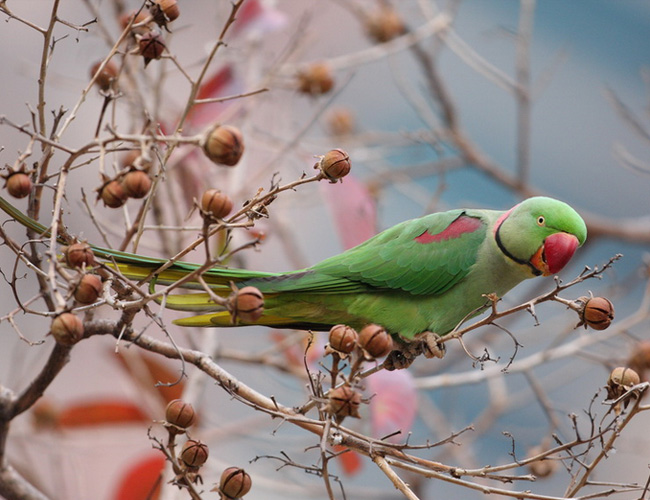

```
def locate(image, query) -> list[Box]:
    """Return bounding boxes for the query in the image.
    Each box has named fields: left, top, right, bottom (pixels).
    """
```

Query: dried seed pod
left=120, top=9, right=150, bottom=31
left=5, top=172, right=33, bottom=199
left=358, top=324, right=393, bottom=358
left=201, top=189, right=233, bottom=220
left=90, top=60, right=119, bottom=92
left=180, top=439, right=209, bottom=468
left=526, top=445, right=558, bottom=478
left=120, top=150, right=153, bottom=172
left=628, top=340, right=650, bottom=375
left=31, top=400, right=60, bottom=430
left=581, top=296, right=614, bottom=330
left=607, top=366, right=640, bottom=401
left=202, top=124, right=245, bottom=166
left=153, top=0, right=180, bottom=22
left=98, top=179, right=128, bottom=208
left=165, top=399, right=195, bottom=432
left=216, top=467, right=252, bottom=499
left=365, top=6, right=406, bottom=43
left=297, top=62, right=334, bottom=95
left=138, top=30, right=166, bottom=66
left=50, top=313, right=84, bottom=346
left=230, top=286, right=264, bottom=323
left=326, top=107, right=356, bottom=136
left=121, top=169, right=152, bottom=199
left=74, top=274, right=103, bottom=304
left=316, top=149, right=351, bottom=181
left=120, top=150, right=141, bottom=170
left=64, top=242, right=96, bottom=269
left=328, top=324, right=358, bottom=355
left=326, top=385, right=361, bottom=420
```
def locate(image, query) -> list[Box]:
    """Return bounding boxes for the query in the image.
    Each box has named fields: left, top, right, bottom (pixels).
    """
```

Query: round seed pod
left=120, top=9, right=150, bottom=31
left=358, top=324, right=393, bottom=358
left=180, top=439, right=209, bottom=468
left=50, top=313, right=84, bottom=346
left=628, top=340, right=650, bottom=375
left=121, top=169, right=152, bottom=199
left=231, top=286, right=264, bottom=323
left=316, top=149, right=351, bottom=181
left=218, top=467, right=252, bottom=499
left=98, top=179, right=128, bottom=208
left=326, top=107, right=356, bottom=136
left=65, top=242, right=96, bottom=269
left=165, top=399, right=195, bottom=432
left=328, top=324, right=358, bottom=354
left=154, top=0, right=179, bottom=22
left=121, top=150, right=153, bottom=172
left=326, top=385, right=361, bottom=420
left=74, top=274, right=102, bottom=304
left=581, top=297, right=614, bottom=330
left=201, top=189, right=233, bottom=220
left=297, top=62, right=334, bottom=95
left=526, top=445, right=558, bottom=479
left=90, top=60, right=119, bottom=92
left=202, top=124, right=244, bottom=166
left=365, top=6, right=406, bottom=43
left=607, top=366, right=640, bottom=400
left=5, top=172, right=33, bottom=199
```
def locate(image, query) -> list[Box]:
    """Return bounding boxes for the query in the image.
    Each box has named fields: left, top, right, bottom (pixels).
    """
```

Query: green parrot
left=0, top=196, right=586, bottom=339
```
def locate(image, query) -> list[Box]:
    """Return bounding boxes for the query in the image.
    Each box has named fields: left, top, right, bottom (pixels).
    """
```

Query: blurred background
left=0, top=1, right=649, bottom=499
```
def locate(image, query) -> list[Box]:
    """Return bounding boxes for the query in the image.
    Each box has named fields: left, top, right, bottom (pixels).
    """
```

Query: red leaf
left=185, top=66, right=236, bottom=129
left=333, top=445, right=363, bottom=476
left=113, top=454, right=165, bottom=500
left=320, top=175, right=377, bottom=249
left=367, top=369, right=417, bottom=442
left=196, top=65, right=234, bottom=101
left=58, top=399, right=149, bottom=428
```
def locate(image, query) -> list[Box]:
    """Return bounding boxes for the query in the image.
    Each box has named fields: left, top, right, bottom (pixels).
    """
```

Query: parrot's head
left=495, top=197, right=587, bottom=277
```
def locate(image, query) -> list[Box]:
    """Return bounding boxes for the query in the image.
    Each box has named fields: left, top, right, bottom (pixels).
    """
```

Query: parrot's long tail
left=0, top=196, right=291, bottom=326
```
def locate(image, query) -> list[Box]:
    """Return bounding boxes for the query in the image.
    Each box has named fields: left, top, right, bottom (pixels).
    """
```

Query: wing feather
left=266, top=210, right=488, bottom=297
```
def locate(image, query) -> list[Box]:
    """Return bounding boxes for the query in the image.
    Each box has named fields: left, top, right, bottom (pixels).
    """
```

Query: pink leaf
left=367, top=369, right=417, bottom=442
left=230, top=0, right=287, bottom=38
left=320, top=174, right=377, bottom=249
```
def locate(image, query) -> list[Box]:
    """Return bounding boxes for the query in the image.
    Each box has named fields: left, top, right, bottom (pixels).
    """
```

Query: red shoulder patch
left=415, top=215, right=482, bottom=244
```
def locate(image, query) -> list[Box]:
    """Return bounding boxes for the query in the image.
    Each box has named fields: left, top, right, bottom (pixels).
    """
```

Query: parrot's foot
left=416, top=331, right=446, bottom=360
left=383, top=332, right=445, bottom=370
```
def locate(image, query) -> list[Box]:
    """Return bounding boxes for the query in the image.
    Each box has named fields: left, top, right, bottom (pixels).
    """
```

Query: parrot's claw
left=383, top=331, right=446, bottom=370
left=416, top=331, right=446, bottom=359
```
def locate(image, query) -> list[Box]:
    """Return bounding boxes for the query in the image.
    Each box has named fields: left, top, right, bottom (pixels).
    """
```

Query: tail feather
left=0, top=195, right=276, bottom=289
left=112, top=262, right=275, bottom=289
left=0, top=196, right=55, bottom=240
left=172, top=310, right=333, bottom=330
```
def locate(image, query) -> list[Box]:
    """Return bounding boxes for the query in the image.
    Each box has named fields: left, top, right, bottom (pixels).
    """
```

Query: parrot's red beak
left=530, top=232, right=580, bottom=276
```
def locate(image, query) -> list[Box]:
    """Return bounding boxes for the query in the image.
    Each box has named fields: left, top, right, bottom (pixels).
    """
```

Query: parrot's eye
left=537, top=216, right=545, bottom=226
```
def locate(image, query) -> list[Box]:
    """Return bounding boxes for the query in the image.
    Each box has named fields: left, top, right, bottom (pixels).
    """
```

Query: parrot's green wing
left=248, top=209, right=488, bottom=296
left=316, top=210, right=487, bottom=295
